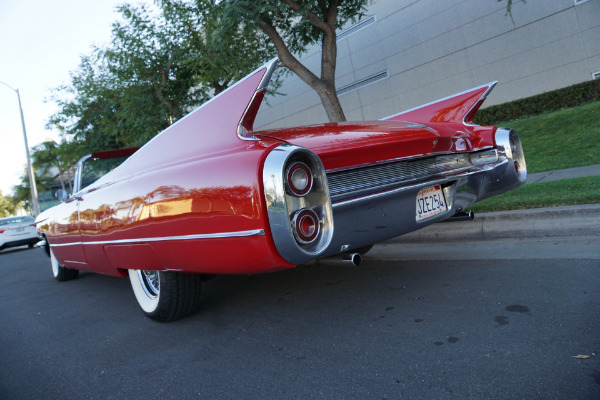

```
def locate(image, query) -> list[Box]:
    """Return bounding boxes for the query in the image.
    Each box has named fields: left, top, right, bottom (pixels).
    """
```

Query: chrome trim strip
left=324, top=146, right=495, bottom=174
left=49, top=229, right=265, bottom=247
left=326, top=150, right=500, bottom=202
left=238, top=58, right=279, bottom=141
left=390, top=123, right=429, bottom=129
left=332, top=129, right=527, bottom=209
left=331, top=172, right=480, bottom=208
left=257, top=58, right=278, bottom=92
left=73, top=154, right=93, bottom=194
left=463, top=82, right=496, bottom=126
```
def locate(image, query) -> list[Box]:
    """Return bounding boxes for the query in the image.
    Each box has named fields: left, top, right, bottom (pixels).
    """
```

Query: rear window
left=0, top=216, right=35, bottom=226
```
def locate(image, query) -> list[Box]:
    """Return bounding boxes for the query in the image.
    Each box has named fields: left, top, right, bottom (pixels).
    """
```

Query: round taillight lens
left=286, top=162, right=312, bottom=196
left=292, top=209, right=320, bottom=244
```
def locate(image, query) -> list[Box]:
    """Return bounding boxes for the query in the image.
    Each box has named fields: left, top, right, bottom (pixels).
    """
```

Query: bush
left=474, top=78, right=600, bottom=126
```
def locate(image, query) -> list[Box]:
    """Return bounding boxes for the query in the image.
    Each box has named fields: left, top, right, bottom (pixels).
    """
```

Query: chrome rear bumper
left=322, top=127, right=526, bottom=256
left=264, top=128, right=526, bottom=264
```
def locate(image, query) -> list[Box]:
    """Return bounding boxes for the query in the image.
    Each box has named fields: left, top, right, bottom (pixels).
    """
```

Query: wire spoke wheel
left=139, top=270, right=160, bottom=298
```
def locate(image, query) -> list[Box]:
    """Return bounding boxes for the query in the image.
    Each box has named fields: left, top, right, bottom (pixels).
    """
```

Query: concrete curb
left=385, top=204, right=600, bottom=243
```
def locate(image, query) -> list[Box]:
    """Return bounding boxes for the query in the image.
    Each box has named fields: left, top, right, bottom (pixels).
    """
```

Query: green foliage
left=221, top=0, right=368, bottom=55
left=159, top=0, right=278, bottom=94
left=0, top=191, right=17, bottom=217
left=48, top=3, right=202, bottom=151
left=31, top=140, right=82, bottom=192
left=475, top=79, right=600, bottom=126
left=10, top=168, right=42, bottom=215
left=48, top=1, right=277, bottom=155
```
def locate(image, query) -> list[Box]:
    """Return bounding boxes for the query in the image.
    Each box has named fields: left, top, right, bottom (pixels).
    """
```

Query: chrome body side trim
left=73, top=154, right=93, bottom=195
left=49, top=229, right=265, bottom=248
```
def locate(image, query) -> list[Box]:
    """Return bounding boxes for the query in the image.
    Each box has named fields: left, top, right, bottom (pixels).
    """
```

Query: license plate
left=416, top=185, right=447, bottom=221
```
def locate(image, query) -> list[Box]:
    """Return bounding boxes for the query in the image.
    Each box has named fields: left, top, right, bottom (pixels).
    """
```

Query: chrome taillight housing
left=263, top=144, right=334, bottom=265
left=495, top=127, right=527, bottom=184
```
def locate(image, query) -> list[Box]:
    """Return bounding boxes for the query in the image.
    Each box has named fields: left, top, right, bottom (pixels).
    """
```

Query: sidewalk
left=526, top=164, right=600, bottom=184
left=388, top=204, right=600, bottom=243
left=385, top=164, right=600, bottom=244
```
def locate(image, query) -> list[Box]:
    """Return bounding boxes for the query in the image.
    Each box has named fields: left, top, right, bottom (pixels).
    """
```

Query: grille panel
left=327, top=154, right=473, bottom=202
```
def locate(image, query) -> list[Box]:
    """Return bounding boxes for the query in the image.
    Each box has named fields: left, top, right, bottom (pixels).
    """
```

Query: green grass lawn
left=467, top=101, right=600, bottom=212
left=468, top=176, right=600, bottom=213
left=499, top=101, right=600, bottom=173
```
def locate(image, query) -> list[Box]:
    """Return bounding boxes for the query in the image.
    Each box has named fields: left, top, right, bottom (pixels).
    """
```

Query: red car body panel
left=39, top=65, right=296, bottom=276
left=48, top=140, right=295, bottom=276
left=384, top=82, right=495, bottom=125
left=256, top=121, right=496, bottom=172
left=37, top=60, right=526, bottom=279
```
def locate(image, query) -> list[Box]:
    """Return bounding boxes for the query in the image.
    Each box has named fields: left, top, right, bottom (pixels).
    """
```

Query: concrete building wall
left=255, top=0, right=599, bottom=129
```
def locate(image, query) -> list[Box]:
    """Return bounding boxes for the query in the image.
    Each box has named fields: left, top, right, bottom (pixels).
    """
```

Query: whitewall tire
left=50, top=247, right=79, bottom=281
left=128, top=269, right=202, bottom=322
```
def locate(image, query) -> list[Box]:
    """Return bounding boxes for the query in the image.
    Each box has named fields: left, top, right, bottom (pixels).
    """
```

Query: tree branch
left=279, top=0, right=334, bottom=36
left=256, top=17, right=323, bottom=90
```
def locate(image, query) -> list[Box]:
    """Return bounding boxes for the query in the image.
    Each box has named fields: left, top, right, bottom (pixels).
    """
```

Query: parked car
left=0, top=215, right=40, bottom=252
left=36, top=59, right=526, bottom=321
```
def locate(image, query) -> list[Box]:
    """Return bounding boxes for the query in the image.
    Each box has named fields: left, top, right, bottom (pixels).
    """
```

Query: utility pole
left=0, top=81, right=40, bottom=216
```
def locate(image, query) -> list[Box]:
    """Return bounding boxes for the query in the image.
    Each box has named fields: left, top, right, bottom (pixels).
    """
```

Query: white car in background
left=0, top=216, right=40, bottom=253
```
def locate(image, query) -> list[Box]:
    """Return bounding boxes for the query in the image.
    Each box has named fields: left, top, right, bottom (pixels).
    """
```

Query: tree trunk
left=316, top=82, right=346, bottom=122
left=257, top=11, right=347, bottom=123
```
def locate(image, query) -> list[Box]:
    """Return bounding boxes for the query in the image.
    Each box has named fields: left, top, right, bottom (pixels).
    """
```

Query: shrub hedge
left=474, top=78, right=600, bottom=126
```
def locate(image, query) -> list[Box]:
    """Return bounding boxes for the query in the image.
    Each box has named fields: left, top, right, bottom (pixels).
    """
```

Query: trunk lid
left=256, top=120, right=466, bottom=171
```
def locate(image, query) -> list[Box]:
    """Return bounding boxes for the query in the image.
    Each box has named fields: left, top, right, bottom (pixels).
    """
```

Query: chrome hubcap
left=138, top=270, right=159, bottom=298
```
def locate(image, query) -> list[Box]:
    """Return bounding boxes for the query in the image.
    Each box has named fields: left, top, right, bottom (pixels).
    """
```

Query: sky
left=0, top=0, right=135, bottom=196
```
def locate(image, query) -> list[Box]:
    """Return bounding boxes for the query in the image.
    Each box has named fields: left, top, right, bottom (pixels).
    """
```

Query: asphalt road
left=1, top=238, right=599, bottom=400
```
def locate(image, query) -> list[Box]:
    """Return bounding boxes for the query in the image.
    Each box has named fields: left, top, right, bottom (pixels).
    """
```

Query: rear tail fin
left=103, top=58, right=278, bottom=181
left=383, top=82, right=497, bottom=125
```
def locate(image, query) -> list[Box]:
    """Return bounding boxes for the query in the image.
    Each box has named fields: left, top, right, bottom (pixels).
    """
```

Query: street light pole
left=0, top=81, right=41, bottom=216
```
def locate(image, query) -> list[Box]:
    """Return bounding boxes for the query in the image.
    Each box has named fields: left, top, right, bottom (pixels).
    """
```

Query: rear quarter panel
left=75, top=140, right=293, bottom=275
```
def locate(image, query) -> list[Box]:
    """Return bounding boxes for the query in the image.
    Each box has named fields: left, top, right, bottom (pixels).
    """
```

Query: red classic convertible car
left=36, top=59, right=526, bottom=321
